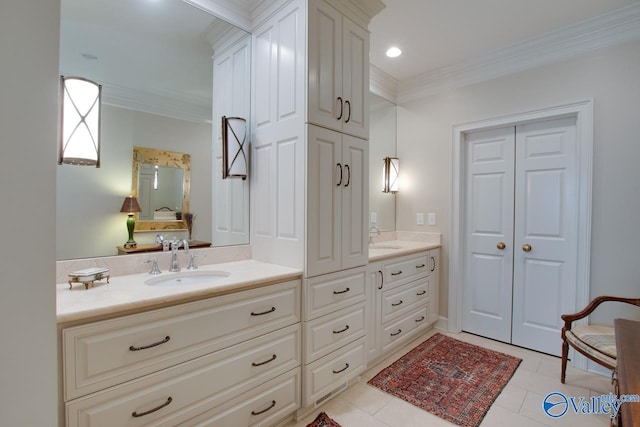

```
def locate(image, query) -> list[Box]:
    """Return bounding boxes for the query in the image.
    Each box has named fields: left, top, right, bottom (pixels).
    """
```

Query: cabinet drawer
left=381, top=278, right=429, bottom=323
left=303, top=337, right=365, bottom=406
left=381, top=306, right=429, bottom=353
left=304, top=267, right=366, bottom=320
left=64, top=280, right=300, bottom=400
left=304, top=303, right=365, bottom=363
left=66, top=325, right=301, bottom=427
left=383, top=253, right=429, bottom=288
left=182, top=369, right=300, bottom=427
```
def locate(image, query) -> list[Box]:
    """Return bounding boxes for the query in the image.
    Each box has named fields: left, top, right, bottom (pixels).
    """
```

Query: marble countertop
left=368, top=240, right=440, bottom=262
left=57, top=259, right=302, bottom=324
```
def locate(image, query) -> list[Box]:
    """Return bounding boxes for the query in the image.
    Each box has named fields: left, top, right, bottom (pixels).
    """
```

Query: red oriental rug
left=306, top=412, right=341, bottom=427
left=368, top=333, right=521, bottom=427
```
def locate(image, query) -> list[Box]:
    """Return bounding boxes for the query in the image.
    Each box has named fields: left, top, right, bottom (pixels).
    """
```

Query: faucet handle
left=186, top=253, right=205, bottom=270
left=144, top=258, right=162, bottom=275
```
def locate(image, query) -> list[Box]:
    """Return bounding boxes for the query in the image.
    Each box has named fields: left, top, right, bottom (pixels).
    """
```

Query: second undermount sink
left=145, top=270, right=230, bottom=287
left=369, top=244, right=402, bottom=250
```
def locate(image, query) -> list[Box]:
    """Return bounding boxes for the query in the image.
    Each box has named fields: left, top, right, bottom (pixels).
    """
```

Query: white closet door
left=511, top=117, right=578, bottom=356
left=462, top=127, right=515, bottom=343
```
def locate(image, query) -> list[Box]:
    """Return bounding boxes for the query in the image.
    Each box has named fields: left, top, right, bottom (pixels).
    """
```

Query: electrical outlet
left=428, top=212, right=436, bottom=225
left=416, top=213, right=424, bottom=225
left=370, top=212, right=377, bottom=224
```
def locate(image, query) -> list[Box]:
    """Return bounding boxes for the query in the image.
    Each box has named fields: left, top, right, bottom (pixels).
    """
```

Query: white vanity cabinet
left=306, top=125, right=369, bottom=278
left=367, top=250, right=440, bottom=365
left=428, top=248, right=440, bottom=325
left=62, top=279, right=302, bottom=427
left=302, top=267, right=367, bottom=406
left=308, top=0, right=369, bottom=140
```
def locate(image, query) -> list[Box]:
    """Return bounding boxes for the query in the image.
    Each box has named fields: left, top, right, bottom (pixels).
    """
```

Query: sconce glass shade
left=59, top=76, right=102, bottom=167
left=222, top=116, right=248, bottom=180
left=383, top=157, right=399, bottom=193
left=120, top=196, right=141, bottom=248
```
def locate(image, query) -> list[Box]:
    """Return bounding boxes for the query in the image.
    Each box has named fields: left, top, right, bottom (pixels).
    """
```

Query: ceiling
left=369, top=0, right=640, bottom=83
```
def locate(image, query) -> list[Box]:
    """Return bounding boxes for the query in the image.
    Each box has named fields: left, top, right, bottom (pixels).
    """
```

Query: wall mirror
left=56, top=0, right=251, bottom=260
left=369, top=93, right=397, bottom=231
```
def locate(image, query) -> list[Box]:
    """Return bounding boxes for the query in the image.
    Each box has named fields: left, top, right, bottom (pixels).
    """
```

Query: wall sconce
left=222, top=116, right=248, bottom=180
left=59, top=76, right=102, bottom=167
left=120, top=196, right=141, bottom=248
left=383, top=156, right=399, bottom=193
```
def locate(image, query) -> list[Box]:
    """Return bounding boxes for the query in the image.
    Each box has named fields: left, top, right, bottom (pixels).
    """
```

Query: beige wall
left=0, top=0, right=59, bottom=424
left=396, top=39, right=640, bottom=323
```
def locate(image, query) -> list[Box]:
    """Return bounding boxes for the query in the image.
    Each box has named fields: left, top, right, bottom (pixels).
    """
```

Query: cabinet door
left=341, top=16, right=369, bottom=139
left=428, top=248, right=440, bottom=325
left=308, top=0, right=342, bottom=133
left=341, top=135, right=368, bottom=270
left=366, top=263, right=383, bottom=363
left=307, top=125, right=342, bottom=277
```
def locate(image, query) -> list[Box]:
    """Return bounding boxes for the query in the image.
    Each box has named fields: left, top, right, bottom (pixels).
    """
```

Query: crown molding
left=102, top=83, right=212, bottom=124
left=324, top=0, right=385, bottom=28
left=369, top=65, right=398, bottom=104
left=396, top=3, right=640, bottom=104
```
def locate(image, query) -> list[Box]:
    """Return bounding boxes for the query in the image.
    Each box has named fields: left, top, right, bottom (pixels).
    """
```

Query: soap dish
left=68, top=267, right=110, bottom=290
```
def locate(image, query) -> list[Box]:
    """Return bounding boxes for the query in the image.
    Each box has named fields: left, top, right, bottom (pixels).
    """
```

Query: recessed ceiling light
left=386, top=47, right=402, bottom=58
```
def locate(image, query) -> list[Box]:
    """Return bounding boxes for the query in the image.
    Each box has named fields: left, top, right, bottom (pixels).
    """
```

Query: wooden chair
left=561, top=296, right=640, bottom=384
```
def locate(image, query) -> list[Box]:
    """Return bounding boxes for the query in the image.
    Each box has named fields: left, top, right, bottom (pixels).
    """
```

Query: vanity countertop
left=57, top=259, right=302, bottom=324
left=368, top=240, right=441, bottom=262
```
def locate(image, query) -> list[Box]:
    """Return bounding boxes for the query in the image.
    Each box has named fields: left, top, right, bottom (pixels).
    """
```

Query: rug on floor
left=368, top=333, right=522, bottom=427
left=306, top=412, right=341, bottom=427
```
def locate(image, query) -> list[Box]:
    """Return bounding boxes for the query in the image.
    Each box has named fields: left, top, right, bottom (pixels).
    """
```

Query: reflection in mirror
left=132, top=147, right=189, bottom=231
left=369, top=93, right=397, bottom=231
left=56, top=0, right=250, bottom=260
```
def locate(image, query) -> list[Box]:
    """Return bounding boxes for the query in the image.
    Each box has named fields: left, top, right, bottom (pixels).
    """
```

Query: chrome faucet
left=368, top=225, right=380, bottom=245
left=169, top=238, right=189, bottom=272
left=155, top=234, right=170, bottom=251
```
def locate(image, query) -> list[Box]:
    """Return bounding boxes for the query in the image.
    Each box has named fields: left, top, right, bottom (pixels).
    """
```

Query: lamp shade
left=222, top=116, right=248, bottom=179
left=383, top=157, right=399, bottom=193
left=120, top=196, right=141, bottom=213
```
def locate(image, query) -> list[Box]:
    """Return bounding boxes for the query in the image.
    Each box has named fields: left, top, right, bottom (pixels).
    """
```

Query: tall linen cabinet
left=250, top=0, right=383, bottom=412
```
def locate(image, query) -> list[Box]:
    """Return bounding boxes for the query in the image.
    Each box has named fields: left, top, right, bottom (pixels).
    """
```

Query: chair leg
left=561, top=339, right=569, bottom=384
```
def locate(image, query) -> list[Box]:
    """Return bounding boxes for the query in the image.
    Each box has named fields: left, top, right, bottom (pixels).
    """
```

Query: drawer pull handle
left=333, top=325, right=350, bottom=334
left=415, top=316, right=425, bottom=323
left=378, top=270, right=384, bottom=290
left=252, top=354, right=277, bottom=367
left=391, top=271, right=403, bottom=276
left=417, top=290, right=426, bottom=296
left=132, top=397, right=173, bottom=417
left=391, top=300, right=403, bottom=307
left=416, top=264, right=426, bottom=269
left=251, top=400, right=276, bottom=416
left=390, top=329, right=402, bottom=337
left=251, top=307, right=276, bottom=316
left=431, top=256, right=436, bottom=272
left=129, top=336, right=170, bottom=352
left=333, top=363, right=350, bottom=374
left=333, top=287, right=350, bottom=295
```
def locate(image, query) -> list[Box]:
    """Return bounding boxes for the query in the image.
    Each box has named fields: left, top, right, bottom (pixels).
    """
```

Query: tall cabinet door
left=341, top=134, right=368, bottom=270
left=307, top=125, right=342, bottom=277
left=462, top=127, right=515, bottom=343
left=511, top=117, right=578, bottom=356
left=341, top=17, right=369, bottom=140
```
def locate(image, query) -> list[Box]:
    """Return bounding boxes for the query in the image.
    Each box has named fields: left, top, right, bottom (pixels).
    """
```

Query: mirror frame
left=131, top=146, right=190, bottom=231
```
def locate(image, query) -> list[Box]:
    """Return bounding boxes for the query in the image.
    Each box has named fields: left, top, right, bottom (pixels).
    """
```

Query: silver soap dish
left=68, top=267, right=110, bottom=290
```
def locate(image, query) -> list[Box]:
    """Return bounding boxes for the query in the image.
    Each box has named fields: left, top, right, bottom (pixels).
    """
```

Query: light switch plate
left=370, top=212, right=377, bottom=224
left=416, top=213, right=424, bottom=225
left=428, top=212, right=436, bottom=225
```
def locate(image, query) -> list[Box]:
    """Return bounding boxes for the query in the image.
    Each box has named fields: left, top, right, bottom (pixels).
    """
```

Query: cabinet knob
left=522, top=243, right=532, bottom=252
left=497, top=242, right=506, bottom=250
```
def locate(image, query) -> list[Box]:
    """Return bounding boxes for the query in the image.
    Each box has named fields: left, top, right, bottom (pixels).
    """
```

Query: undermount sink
left=145, top=270, right=230, bottom=287
left=369, top=244, right=402, bottom=250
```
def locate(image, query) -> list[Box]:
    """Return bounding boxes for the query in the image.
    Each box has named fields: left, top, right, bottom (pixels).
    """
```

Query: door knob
left=522, top=243, right=532, bottom=252
left=496, top=242, right=506, bottom=250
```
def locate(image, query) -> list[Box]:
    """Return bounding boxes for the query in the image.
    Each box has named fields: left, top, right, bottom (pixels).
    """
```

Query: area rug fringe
left=306, top=411, right=341, bottom=427
left=368, top=333, right=522, bottom=427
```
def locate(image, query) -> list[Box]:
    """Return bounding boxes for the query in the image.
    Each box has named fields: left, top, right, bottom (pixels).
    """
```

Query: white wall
left=56, top=105, right=212, bottom=259
left=0, top=1, right=59, bottom=425
left=396, top=39, right=640, bottom=322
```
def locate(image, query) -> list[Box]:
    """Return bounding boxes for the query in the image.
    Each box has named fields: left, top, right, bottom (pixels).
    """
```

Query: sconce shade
left=120, top=196, right=141, bottom=248
left=222, top=116, right=248, bottom=180
left=59, top=76, right=102, bottom=167
left=383, top=157, right=399, bottom=193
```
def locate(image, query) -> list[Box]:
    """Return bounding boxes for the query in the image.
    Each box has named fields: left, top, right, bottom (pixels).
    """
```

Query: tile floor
left=285, top=329, right=615, bottom=427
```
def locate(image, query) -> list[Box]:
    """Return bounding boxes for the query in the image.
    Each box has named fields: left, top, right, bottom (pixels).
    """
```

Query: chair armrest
left=562, top=296, right=640, bottom=332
